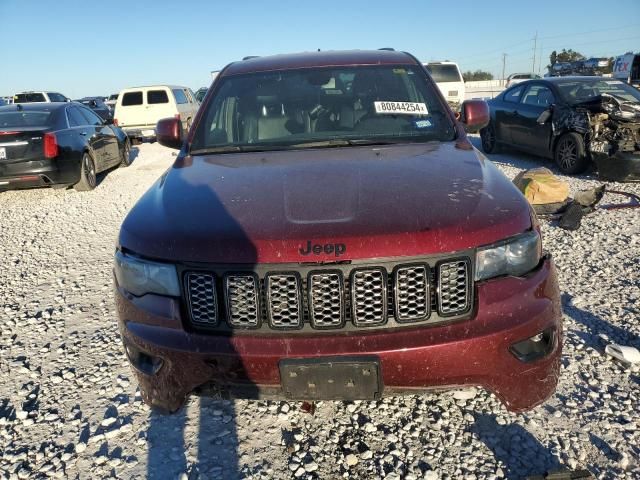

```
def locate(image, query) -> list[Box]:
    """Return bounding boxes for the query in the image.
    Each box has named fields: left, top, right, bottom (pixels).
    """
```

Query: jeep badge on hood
left=299, top=241, right=346, bottom=257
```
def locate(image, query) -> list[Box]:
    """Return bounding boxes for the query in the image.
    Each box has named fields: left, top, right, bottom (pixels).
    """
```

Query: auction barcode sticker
left=374, top=101, right=428, bottom=115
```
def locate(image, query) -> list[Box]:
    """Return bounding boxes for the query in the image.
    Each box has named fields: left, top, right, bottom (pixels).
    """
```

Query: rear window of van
left=172, top=89, right=188, bottom=104
left=147, top=90, right=169, bottom=104
left=122, top=92, right=143, bottom=106
left=14, top=93, right=46, bottom=103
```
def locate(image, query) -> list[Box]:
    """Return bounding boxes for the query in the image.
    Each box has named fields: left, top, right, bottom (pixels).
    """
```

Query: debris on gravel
left=0, top=139, right=638, bottom=479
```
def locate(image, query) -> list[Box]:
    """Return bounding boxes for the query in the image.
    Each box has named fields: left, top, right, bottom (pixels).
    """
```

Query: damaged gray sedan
left=481, top=76, right=640, bottom=181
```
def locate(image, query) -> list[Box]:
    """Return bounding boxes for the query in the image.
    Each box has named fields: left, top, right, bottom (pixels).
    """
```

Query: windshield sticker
left=374, top=101, right=428, bottom=115
left=414, top=119, right=433, bottom=128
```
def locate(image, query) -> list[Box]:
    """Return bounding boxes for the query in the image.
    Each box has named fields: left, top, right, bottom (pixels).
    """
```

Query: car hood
left=118, top=142, right=532, bottom=263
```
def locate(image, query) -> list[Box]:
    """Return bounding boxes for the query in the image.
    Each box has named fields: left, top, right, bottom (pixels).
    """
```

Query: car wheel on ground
left=74, top=153, right=97, bottom=191
left=119, top=139, right=132, bottom=168
left=554, top=132, right=589, bottom=175
left=480, top=122, right=499, bottom=154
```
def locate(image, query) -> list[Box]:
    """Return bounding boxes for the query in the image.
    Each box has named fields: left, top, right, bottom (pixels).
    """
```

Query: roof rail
left=378, top=48, right=395, bottom=51
left=242, top=56, right=260, bottom=61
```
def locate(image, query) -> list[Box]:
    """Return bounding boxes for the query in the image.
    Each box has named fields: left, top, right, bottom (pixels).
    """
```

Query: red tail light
left=44, top=132, right=58, bottom=158
left=114, top=118, right=118, bottom=126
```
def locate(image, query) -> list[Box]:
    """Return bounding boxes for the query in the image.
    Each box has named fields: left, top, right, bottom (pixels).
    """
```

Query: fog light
left=124, top=342, right=163, bottom=375
left=510, top=328, right=555, bottom=363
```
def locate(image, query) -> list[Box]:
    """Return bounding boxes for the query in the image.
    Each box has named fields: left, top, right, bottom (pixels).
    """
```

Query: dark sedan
left=480, top=77, right=640, bottom=180
left=76, top=96, right=113, bottom=121
left=0, top=102, right=131, bottom=192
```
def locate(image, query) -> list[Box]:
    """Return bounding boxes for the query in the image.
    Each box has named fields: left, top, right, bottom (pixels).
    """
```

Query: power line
left=460, top=34, right=640, bottom=70
left=445, top=23, right=640, bottom=66
left=546, top=34, right=640, bottom=50
left=538, top=23, right=640, bottom=41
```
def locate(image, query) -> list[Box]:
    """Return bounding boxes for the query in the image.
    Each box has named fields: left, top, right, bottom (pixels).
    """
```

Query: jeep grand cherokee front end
left=114, top=50, right=562, bottom=413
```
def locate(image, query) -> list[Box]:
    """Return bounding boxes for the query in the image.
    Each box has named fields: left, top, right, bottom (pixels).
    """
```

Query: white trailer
left=613, top=53, right=640, bottom=88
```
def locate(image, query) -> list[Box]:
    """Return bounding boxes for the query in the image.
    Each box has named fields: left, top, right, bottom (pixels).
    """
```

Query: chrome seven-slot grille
left=184, top=258, right=471, bottom=331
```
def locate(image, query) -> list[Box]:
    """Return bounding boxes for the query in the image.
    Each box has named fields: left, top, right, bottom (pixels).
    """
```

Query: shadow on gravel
left=129, top=146, right=140, bottom=165
left=466, top=136, right=600, bottom=180
left=471, top=414, right=561, bottom=478
left=140, top=175, right=263, bottom=479
left=146, top=398, right=244, bottom=479
left=588, top=433, right=620, bottom=462
left=562, top=293, right=639, bottom=349
left=95, top=146, right=141, bottom=187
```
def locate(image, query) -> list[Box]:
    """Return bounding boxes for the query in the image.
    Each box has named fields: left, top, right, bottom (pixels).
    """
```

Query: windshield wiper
left=189, top=144, right=287, bottom=155
left=190, top=145, right=244, bottom=154
left=288, top=138, right=412, bottom=149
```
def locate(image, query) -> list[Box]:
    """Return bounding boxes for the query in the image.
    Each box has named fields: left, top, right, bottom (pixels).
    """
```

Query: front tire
left=480, top=122, right=499, bottom=154
left=119, top=139, right=132, bottom=168
left=554, top=132, right=589, bottom=175
left=74, top=153, right=97, bottom=191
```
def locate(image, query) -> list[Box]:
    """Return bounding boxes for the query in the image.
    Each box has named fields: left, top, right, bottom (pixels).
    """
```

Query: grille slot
left=437, top=260, right=471, bottom=316
left=185, top=272, right=218, bottom=326
left=224, top=274, right=260, bottom=327
left=308, top=272, right=344, bottom=328
left=266, top=273, right=302, bottom=328
left=351, top=268, right=387, bottom=326
left=395, top=264, right=430, bottom=322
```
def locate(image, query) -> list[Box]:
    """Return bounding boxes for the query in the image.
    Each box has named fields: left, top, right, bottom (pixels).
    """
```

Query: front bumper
left=594, top=151, right=640, bottom=182
left=121, top=127, right=156, bottom=141
left=0, top=158, right=79, bottom=190
left=115, top=257, right=563, bottom=413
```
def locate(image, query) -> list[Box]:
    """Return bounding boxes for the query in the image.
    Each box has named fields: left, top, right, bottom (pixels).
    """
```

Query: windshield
left=0, top=111, right=51, bottom=128
left=191, top=65, right=454, bottom=152
left=556, top=79, right=640, bottom=104
left=425, top=64, right=462, bottom=83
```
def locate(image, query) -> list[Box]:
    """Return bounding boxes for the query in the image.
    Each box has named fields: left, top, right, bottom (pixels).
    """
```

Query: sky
left=1, top=0, right=639, bottom=98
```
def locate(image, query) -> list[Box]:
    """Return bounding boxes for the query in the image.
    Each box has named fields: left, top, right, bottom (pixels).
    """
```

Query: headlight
left=475, top=231, right=542, bottom=281
left=114, top=251, right=180, bottom=297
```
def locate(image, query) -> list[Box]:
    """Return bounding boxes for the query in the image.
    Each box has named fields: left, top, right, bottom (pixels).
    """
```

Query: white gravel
left=1, top=139, right=639, bottom=479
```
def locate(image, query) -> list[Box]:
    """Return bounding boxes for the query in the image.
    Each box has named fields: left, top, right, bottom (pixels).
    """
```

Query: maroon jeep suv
left=114, top=50, right=562, bottom=413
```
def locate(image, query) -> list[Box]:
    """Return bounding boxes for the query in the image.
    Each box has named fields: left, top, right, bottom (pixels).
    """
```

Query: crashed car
left=481, top=76, right=640, bottom=182
left=114, top=49, right=563, bottom=414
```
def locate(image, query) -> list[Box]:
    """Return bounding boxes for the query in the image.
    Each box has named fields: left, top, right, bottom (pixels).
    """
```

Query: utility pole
left=502, top=53, right=507, bottom=86
left=532, top=31, right=538, bottom=73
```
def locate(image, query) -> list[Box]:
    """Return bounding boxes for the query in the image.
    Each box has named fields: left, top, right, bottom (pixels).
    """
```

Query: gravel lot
left=1, top=138, right=639, bottom=480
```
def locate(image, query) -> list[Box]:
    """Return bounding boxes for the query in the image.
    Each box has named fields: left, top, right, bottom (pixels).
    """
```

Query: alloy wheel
left=557, top=138, right=577, bottom=170
left=84, top=155, right=96, bottom=188
left=481, top=125, right=495, bottom=151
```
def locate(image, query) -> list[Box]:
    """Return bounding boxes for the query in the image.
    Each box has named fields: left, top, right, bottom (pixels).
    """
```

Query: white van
left=114, top=85, right=199, bottom=140
left=424, top=62, right=465, bottom=108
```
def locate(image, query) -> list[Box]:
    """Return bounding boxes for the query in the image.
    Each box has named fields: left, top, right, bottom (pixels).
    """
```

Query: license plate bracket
left=279, top=357, right=382, bottom=401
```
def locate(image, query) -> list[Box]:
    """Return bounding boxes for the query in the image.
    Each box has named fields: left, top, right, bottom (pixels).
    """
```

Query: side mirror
left=459, top=100, right=489, bottom=133
left=536, top=107, right=553, bottom=125
left=156, top=117, right=182, bottom=149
